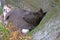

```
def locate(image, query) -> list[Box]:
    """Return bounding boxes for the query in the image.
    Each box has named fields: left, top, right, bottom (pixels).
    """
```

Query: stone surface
left=32, top=1, right=60, bottom=40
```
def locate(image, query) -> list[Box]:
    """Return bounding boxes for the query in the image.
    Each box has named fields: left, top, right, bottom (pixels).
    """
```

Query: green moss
left=0, top=22, right=10, bottom=40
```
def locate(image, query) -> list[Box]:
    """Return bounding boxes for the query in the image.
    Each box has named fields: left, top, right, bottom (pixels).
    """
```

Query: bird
left=3, top=7, right=47, bottom=34
left=23, top=9, right=46, bottom=26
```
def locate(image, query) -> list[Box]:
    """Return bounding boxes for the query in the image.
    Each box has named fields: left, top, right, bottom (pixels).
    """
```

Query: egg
left=22, top=29, right=29, bottom=34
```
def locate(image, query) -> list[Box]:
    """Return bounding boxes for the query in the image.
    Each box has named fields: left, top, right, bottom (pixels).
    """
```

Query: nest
left=6, top=22, right=31, bottom=40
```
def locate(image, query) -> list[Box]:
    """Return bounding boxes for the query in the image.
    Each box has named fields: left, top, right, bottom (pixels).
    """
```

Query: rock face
left=4, top=8, right=46, bottom=33
left=32, top=7, right=60, bottom=40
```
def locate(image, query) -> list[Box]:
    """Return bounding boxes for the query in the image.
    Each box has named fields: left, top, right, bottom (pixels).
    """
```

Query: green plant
left=0, top=22, right=10, bottom=40
left=0, top=7, right=3, bottom=14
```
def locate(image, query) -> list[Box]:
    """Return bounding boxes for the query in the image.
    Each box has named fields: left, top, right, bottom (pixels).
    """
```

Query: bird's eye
left=4, top=9, right=5, bottom=11
left=6, top=16, right=9, bottom=20
left=3, top=9, right=7, bottom=13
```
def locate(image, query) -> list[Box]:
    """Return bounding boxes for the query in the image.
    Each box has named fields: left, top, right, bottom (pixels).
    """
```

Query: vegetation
left=0, top=7, right=3, bottom=14
left=0, top=22, right=10, bottom=40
